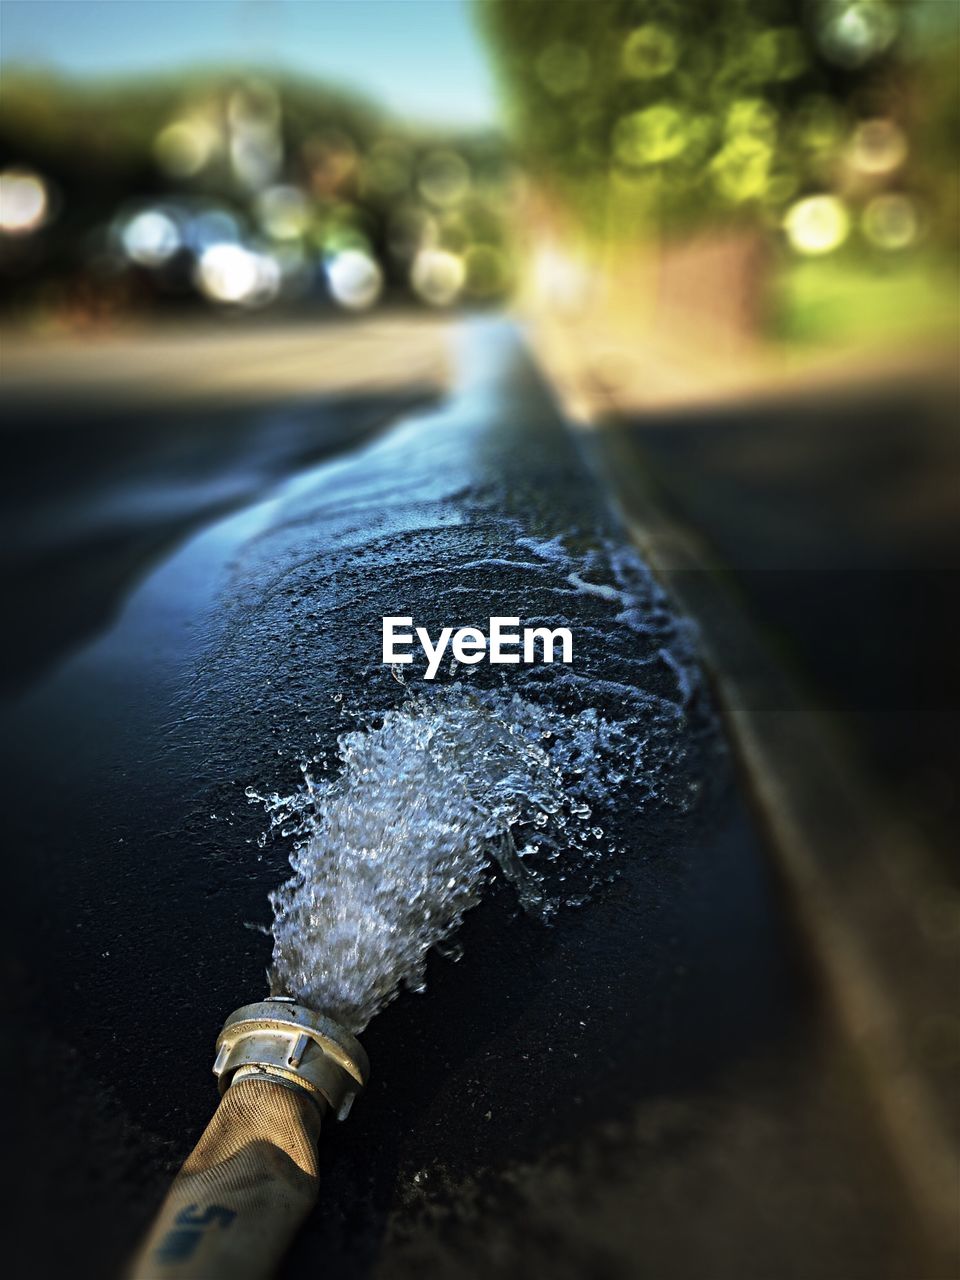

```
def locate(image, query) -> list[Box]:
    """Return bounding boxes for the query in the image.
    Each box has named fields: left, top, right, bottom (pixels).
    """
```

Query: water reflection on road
left=5, top=324, right=905, bottom=1280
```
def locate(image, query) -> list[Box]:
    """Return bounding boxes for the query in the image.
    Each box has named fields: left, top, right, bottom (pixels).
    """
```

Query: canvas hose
left=130, top=998, right=369, bottom=1280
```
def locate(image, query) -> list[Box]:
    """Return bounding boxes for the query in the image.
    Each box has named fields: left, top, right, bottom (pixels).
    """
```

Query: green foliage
left=0, top=67, right=383, bottom=181
left=773, top=251, right=957, bottom=343
left=476, top=0, right=950, bottom=241
left=0, top=68, right=517, bottom=312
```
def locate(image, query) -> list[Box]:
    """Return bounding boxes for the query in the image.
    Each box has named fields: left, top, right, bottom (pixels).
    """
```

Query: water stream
left=254, top=533, right=715, bottom=1034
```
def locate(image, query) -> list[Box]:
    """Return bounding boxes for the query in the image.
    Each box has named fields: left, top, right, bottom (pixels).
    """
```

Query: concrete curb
left=580, top=426, right=959, bottom=1271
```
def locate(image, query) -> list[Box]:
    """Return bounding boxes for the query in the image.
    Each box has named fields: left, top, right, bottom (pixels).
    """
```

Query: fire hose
left=130, top=996, right=369, bottom=1280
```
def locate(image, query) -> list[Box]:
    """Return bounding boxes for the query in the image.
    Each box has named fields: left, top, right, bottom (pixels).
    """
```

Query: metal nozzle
left=212, top=996, right=369, bottom=1120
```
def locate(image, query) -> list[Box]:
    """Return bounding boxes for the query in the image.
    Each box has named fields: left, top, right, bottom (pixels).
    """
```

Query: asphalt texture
left=599, top=376, right=960, bottom=868
left=0, top=324, right=934, bottom=1279
left=0, top=385, right=436, bottom=693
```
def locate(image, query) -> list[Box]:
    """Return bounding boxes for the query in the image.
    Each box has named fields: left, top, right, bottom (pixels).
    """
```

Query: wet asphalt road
left=0, top=325, right=930, bottom=1279
left=600, top=377, right=960, bottom=866
left=0, top=384, right=436, bottom=693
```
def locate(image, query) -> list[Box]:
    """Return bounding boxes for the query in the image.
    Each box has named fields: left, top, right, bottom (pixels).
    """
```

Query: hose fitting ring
left=212, top=996, right=369, bottom=1120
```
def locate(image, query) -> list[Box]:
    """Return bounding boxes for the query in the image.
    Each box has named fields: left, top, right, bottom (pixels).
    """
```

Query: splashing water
left=254, top=681, right=711, bottom=1033
left=258, top=687, right=593, bottom=1031
left=244, top=529, right=719, bottom=1035
left=180, top=328, right=722, bottom=1037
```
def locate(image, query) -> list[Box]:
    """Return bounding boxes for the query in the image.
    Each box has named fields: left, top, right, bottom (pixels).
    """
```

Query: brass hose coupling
left=212, top=996, right=369, bottom=1120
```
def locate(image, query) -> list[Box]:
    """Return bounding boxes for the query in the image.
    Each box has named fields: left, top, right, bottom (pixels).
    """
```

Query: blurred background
left=5, top=0, right=955, bottom=857
left=0, top=0, right=955, bottom=351
left=1, top=4, right=958, bottom=1279
left=1, top=0, right=518, bottom=321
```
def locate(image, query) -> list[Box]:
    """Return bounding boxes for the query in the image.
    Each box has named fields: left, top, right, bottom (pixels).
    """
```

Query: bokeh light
left=256, top=185, right=311, bottom=241
left=326, top=248, right=383, bottom=311
left=862, top=193, right=919, bottom=251
left=784, top=195, right=851, bottom=255
left=0, top=59, right=517, bottom=318
left=849, top=119, right=908, bottom=176
left=122, top=209, right=181, bottom=266
left=818, top=1, right=898, bottom=69
left=621, top=25, right=678, bottom=80
left=0, top=168, right=50, bottom=235
left=196, top=242, right=279, bottom=306
left=613, top=105, right=688, bottom=168
left=154, top=118, right=218, bottom=178
left=410, top=248, right=466, bottom=306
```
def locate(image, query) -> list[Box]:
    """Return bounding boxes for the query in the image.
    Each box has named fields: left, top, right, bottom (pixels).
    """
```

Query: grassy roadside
left=772, top=251, right=957, bottom=346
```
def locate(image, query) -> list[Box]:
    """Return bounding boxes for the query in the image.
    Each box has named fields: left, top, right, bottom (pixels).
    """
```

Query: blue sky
left=0, top=0, right=501, bottom=126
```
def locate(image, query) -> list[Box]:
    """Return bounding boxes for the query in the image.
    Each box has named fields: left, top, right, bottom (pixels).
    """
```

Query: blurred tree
left=0, top=69, right=516, bottom=317
left=476, top=0, right=951, bottom=244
